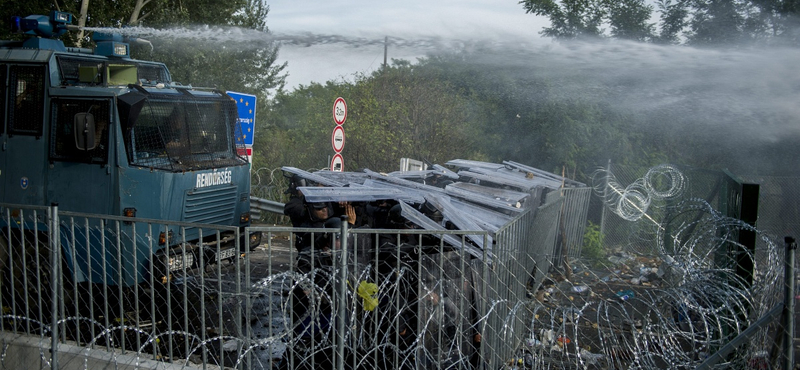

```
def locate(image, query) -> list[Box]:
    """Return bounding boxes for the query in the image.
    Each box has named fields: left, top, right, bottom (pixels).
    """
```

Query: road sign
left=332, top=125, right=345, bottom=153
left=333, top=97, right=347, bottom=125
left=236, top=147, right=253, bottom=163
left=227, top=91, right=257, bottom=146
left=330, top=153, right=344, bottom=172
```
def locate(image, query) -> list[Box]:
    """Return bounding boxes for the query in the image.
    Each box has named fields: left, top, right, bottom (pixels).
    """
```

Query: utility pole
left=383, top=36, right=388, bottom=70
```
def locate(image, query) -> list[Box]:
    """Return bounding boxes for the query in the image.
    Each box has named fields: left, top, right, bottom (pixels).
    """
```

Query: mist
left=90, top=23, right=800, bottom=176
left=455, top=37, right=800, bottom=177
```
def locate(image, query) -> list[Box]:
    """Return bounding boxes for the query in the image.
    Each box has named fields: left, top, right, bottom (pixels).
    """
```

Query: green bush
left=582, top=221, right=606, bottom=266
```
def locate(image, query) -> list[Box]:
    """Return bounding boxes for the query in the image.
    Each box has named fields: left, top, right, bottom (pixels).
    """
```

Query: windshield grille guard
left=124, top=91, right=247, bottom=171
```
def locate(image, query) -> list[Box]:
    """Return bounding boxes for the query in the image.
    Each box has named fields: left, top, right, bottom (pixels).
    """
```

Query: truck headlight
left=153, top=250, right=195, bottom=283
left=166, top=252, right=194, bottom=271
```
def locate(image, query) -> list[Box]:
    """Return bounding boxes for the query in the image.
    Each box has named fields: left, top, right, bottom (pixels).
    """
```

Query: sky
left=265, top=0, right=549, bottom=89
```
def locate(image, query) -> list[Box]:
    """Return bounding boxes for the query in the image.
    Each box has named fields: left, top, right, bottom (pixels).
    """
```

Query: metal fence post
left=599, top=159, right=610, bottom=236
left=338, top=216, right=349, bottom=370
left=783, top=236, right=796, bottom=370
left=49, top=203, right=59, bottom=370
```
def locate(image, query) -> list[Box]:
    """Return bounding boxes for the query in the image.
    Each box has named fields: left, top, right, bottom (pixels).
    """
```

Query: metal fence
left=0, top=197, right=561, bottom=370
left=588, top=163, right=798, bottom=369
left=0, top=203, right=251, bottom=369
left=0, top=164, right=797, bottom=370
left=552, top=187, right=592, bottom=262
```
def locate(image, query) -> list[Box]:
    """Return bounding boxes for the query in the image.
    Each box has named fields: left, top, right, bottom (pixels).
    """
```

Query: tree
left=655, top=0, right=689, bottom=44
left=139, top=0, right=285, bottom=98
left=76, top=0, right=90, bottom=46
left=259, top=52, right=668, bottom=183
left=521, top=0, right=800, bottom=46
left=258, top=80, right=348, bottom=170
left=686, top=0, right=749, bottom=45
left=344, top=60, right=479, bottom=171
left=520, top=0, right=655, bottom=40
left=608, top=0, right=655, bottom=41
left=259, top=60, right=484, bottom=173
left=521, top=0, right=609, bottom=39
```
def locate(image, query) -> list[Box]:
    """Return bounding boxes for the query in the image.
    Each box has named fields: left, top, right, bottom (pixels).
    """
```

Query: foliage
left=256, top=50, right=672, bottom=183
left=520, top=0, right=800, bottom=46
left=257, top=61, right=483, bottom=173
left=418, top=54, right=661, bottom=182
left=608, top=0, right=655, bottom=41
left=345, top=61, right=479, bottom=171
left=582, top=221, right=606, bottom=266
left=655, top=0, right=689, bottom=44
left=135, top=0, right=286, bottom=99
left=258, top=81, right=346, bottom=170
left=521, top=0, right=654, bottom=41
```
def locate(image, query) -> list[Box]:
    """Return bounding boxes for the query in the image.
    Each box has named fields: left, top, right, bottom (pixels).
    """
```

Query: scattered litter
left=616, top=290, right=635, bottom=301
left=222, top=339, right=241, bottom=352
left=579, top=348, right=604, bottom=365
left=571, top=285, right=590, bottom=294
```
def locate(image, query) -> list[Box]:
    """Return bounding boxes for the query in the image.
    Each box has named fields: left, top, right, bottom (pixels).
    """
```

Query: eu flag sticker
left=227, top=91, right=257, bottom=146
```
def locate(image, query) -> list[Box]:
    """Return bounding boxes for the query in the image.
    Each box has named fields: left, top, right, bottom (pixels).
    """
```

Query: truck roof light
left=54, top=12, right=72, bottom=23
left=114, top=43, right=129, bottom=57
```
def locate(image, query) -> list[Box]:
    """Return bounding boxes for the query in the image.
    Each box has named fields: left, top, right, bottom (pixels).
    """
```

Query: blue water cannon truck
left=0, top=11, right=260, bottom=323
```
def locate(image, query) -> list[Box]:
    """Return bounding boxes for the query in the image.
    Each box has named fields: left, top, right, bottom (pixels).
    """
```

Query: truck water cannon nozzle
left=10, top=11, right=74, bottom=38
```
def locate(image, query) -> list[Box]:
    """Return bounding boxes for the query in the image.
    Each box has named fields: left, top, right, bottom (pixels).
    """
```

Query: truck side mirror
left=74, top=112, right=97, bottom=150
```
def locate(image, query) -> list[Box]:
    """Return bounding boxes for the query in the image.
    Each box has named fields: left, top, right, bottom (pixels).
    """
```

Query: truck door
left=1, top=65, right=47, bottom=206
left=47, top=97, right=114, bottom=214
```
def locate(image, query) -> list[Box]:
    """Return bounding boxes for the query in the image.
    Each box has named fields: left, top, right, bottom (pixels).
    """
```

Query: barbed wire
left=1, top=164, right=790, bottom=370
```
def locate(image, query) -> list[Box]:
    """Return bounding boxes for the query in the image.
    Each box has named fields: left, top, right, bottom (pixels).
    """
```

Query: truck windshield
left=124, top=93, right=247, bottom=171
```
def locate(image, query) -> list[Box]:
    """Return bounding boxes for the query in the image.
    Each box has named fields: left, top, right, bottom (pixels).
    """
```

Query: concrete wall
left=0, top=332, right=219, bottom=370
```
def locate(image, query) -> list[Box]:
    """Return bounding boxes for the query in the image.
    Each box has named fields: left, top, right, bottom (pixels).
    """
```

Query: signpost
left=331, top=97, right=346, bottom=171
left=333, top=97, right=347, bottom=125
left=227, top=91, right=256, bottom=164
left=332, top=125, right=345, bottom=153
left=331, top=153, right=344, bottom=172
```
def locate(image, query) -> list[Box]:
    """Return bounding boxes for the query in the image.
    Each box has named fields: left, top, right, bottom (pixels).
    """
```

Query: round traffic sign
left=332, top=125, right=345, bottom=153
left=333, top=97, right=347, bottom=125
left=330, top=153, right=344, bottom=172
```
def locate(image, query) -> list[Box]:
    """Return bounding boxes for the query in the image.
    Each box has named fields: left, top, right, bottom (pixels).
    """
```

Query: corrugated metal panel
left=184, top=186, right=236, bottom=224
